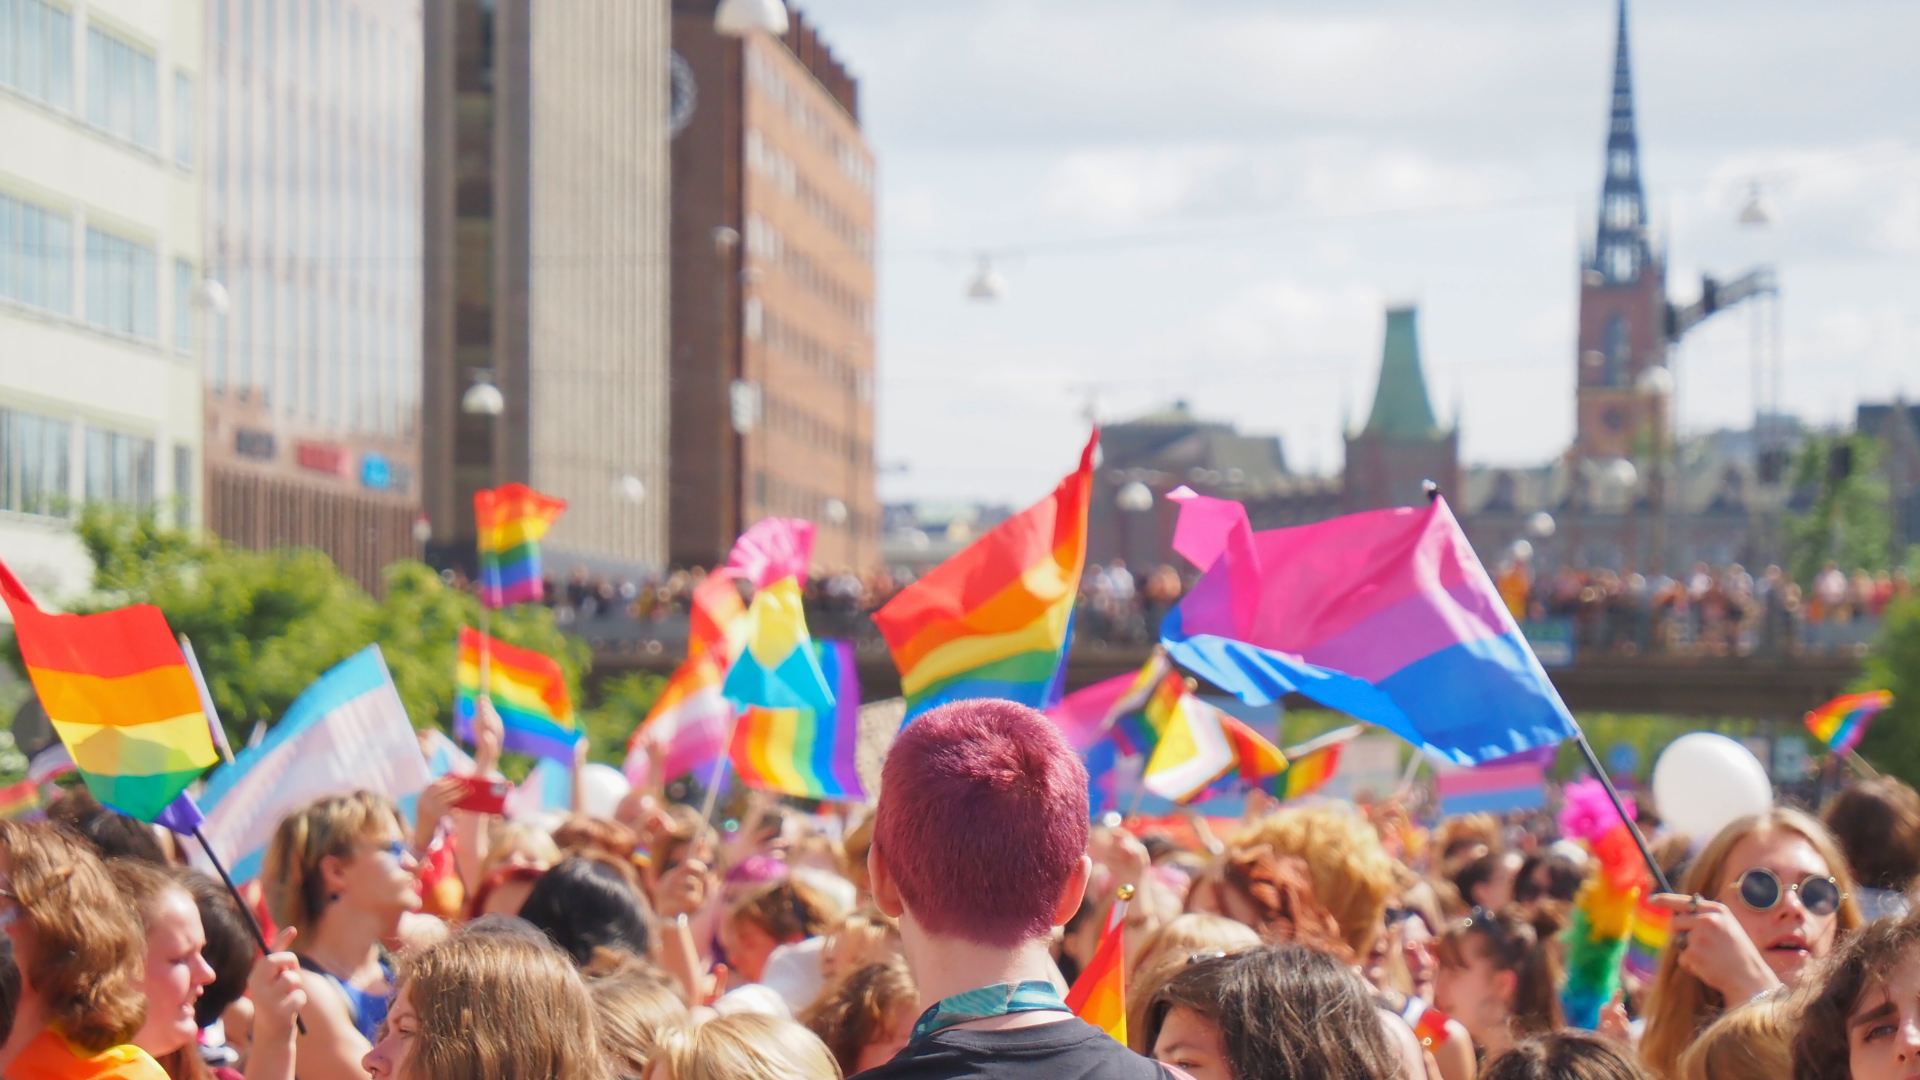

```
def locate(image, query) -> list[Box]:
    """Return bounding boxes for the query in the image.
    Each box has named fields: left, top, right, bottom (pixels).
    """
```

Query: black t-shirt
left=852, top=1017, right=1180, bottom=1080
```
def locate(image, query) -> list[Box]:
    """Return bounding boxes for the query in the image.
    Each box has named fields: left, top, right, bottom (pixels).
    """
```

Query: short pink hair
left=874, top=699, right=1089, bottom=947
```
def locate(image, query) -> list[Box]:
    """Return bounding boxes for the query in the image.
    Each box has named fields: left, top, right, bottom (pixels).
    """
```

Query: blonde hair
left=1125, top=913, right=1260, bottom=1054
left=1640, top=809, right=1861, bottom=1079
left=1676, top=994, right=1799, bottom=1080
left=482, top=822, right=564, bottom=879
left=583, top=950, right=688, bottom=1076
left=400, top=931, right=610, bottom=1080
left=0, top=820, right=148, bottom=1052
left=645, top=1014, right=842, bottom=1080
left=1234, top=808, right=1400, bottom=957
left=261, top=790, right=403, bottom=936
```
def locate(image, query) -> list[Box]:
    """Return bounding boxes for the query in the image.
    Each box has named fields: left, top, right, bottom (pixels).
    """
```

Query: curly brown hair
left=802, top=956, right=916, bottom=1076
left=1793, top=908, right=1920, bottom=1080
left=0, top=819, right=148, bottom=1052
left=727, top=877, right=835, bottom=944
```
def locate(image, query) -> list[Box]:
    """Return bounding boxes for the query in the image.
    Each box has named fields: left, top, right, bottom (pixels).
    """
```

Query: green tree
left=1858, top=585, right=1920, bottom=788
left=4, top=510, right=587, bottom=754
left=1784, top=433, right=1894, bottom=586
left=579, top=671, right=667, bottom=767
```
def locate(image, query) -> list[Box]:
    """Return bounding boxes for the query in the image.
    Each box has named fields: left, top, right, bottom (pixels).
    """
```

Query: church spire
left=1363, top=306, right=1441, bottom=441
left=1592, top=0, right=1651, bottom=285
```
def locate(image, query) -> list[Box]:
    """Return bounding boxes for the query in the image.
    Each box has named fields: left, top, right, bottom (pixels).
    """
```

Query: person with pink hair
left=857, top=699, right=1177, bottom=1079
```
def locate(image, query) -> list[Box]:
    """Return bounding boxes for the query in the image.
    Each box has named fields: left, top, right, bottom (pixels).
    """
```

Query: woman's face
left=1846, top=948, right=1920, bottom=1080
left=1716, top=829, right=1841, bottom=987
left=1471, top=854, right=1520, bottom=911
left=1434, top=935, right=1513, bottom=1044
left=134, top=889, right=217, bottom=1057
left=362, top=985, right=418, bottom=1080
left=851, top=1005, right=916, bottom=1073
left=1401, top=915, right=1438, bottom=1000
left=718, top=915, right=778, bottom=984
left=333, top=823, right=423, bottom=917
left=1153, top=1005, right=1230, bottom=1080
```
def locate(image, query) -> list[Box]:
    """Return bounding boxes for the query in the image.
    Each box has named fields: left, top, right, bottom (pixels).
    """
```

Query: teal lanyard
left=910, top=980, right=1072, bottom=1042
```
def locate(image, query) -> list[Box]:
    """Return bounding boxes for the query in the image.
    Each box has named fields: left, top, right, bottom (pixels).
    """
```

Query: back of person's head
left=1823, top=777, right=1920, bottom=892
left=1187, top=845, right=1350, bottom=960
left=48, top=787, right=167, bottom=863
left=0, top=819, right=148, bottom=1052
left=872, top=699, right=1088, bottom=947
left=1143, top=942, right=1398, bottom=1080
left=839, top=814, right=874, bottom=893
left=400, top=928, right=609, bottom=1080
left=1234, top=808, right=1400, bottom=957
left=820, top=910, right=901, bottom=983
left=482, top=821, right=564, bottom=878
left=169, top=867, right=255, bottom=1028
left=551, top=815, right=642, bottom=882
left=1677, top=994, right=1797, bottom=1080
left=646, top=1014, right=841, bottom=1080
left=519, top=854, right=655, bottom=965
left=1436, top=904, right=1567, bottom=1036
left=262, top=789, right=403, bottom=932
left=1794, top=908, right=1920, bottom=1080
left=728, top=877, right=836, bottom=944
left=1481, top=1032, right=1656, bottom=1080
left=802, top=956, right=917, bottom=1077
left=582, top=950, right=688, bottom=1078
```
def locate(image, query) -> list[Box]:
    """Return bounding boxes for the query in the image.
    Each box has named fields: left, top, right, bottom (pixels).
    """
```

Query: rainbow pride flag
left=0, top=779, right=40, bottom=819
left=623, top=571, right=750, bottom=786
left=0, top=560, right=220, bottom=822
left=729, top=640, right=865, bottom=800
left=875, top=432, right=1095, bottom=717
left=474, top=483, right=567, bottom=608
left=722, top=518, right=835, bottom=715
left=1273, top=725, right=1363, bottom=801
left=1141, top=673, right=1288, bottom=804
left=1065, top=888, right=1131, bottom=1043
left=454, top=627, right=580, bottom=762
left=1160, top=490, right=1576, bottom=765
left=1625, top=899, right=1671, bottom=982
left=1805, top=690, right=1892, bottom=755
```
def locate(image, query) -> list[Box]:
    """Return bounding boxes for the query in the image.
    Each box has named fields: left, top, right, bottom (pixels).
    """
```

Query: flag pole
left=1845, top=749, right=1881, bottom=779
left=1572, top=727, right=1672, bottom=895
left=698, top=708, right=742, bottom=826
left=192, top=827, right=305, bottom=1035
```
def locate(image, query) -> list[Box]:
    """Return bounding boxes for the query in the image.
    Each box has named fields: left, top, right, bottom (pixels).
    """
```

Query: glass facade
left=85, top=226, right=159, bottom=339
left=84, top=425, right=154, bottom=508
left=86, top=26, right=159, bottom=149
left=0, top=407, right=71, bottom=516
left=0, top=0, right=74, bottom=111
left=206, top=0, right=421, bottom=438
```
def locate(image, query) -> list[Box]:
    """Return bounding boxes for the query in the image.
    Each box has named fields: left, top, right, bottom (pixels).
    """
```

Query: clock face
left=670, top=50, right=697, bottom=138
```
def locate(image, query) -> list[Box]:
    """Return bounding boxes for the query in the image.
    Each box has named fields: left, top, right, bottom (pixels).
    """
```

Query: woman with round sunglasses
left=262, top=791, right=424, bottom=1080
left=1641, top=808, right=1861, bottom=1078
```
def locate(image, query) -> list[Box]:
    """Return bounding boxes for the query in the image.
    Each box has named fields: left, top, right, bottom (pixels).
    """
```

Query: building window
left=86, top=27, right=159, bottom=149
left=171, top=442, right=191, bottom=522
left=0, top=407, right=72, bottom=517
left=0, top=0, right=74, bottom=110
left=173, top=71, right=193, bottom=167
left=85, top=227, right=158, bottom=339
left=173, top=258, right=193, bottom=352
left=0, top=193, right=73, bottom=314
left=84, top=426, right=153, bottom=508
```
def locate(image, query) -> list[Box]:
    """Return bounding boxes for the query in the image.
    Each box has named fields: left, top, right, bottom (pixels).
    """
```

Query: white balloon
left=579, top=762, right=632, bottom=821
left=1651, top=733, right=1773, bottom=841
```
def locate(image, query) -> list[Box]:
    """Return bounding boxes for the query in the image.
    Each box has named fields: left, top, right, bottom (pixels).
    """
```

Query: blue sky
left=798, top=0, right=1920, bottom=504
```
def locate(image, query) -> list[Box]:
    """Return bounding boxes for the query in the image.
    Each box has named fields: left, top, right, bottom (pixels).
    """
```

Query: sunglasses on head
left=1733, top=868, right=1843, bottom=916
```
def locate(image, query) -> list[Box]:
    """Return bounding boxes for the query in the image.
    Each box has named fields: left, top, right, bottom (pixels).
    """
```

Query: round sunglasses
left=1733, top=868, right=1843, bottom=916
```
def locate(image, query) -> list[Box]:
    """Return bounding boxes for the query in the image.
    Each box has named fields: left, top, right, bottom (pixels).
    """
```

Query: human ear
left=869, top=842, right=905, bottom=919
left=1050, top=855, right=1093, bottom=928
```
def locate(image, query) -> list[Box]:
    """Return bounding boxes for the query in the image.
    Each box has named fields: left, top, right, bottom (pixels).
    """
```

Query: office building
left=670, top=1, right=878, bottom=570
left=198, top=0, right=425, bottom=592
left=0, top=0, right=205, bottom=602
left=420, top=0, right=672, bottom=579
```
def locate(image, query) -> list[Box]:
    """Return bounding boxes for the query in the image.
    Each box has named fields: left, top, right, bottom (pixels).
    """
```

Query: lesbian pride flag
left=1159, top=491, right=1576, bottom=766
left=875, top=432, right=1094, bottom=717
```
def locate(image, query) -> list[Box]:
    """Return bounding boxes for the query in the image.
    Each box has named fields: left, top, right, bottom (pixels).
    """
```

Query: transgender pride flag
left=1160, top=491, right=1576, bottom=766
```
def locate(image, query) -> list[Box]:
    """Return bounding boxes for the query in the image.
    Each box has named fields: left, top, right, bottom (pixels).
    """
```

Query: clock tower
left=1574, top=0, right=1668, bottom=463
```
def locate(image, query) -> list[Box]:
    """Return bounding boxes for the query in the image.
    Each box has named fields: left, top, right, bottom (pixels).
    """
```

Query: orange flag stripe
left=29, top=665, right=204, bottom=728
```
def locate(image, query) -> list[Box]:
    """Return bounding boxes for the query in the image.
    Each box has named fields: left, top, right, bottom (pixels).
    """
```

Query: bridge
left=585, top=626, right=1866, bottom=720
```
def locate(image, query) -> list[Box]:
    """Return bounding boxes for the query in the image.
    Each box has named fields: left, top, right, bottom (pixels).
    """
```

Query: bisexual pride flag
left=1158, top=490, right=1576, bottom=766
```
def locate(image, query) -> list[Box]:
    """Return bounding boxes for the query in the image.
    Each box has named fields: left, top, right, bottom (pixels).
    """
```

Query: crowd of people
left=7, top=696, right=1920, bottom=1080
